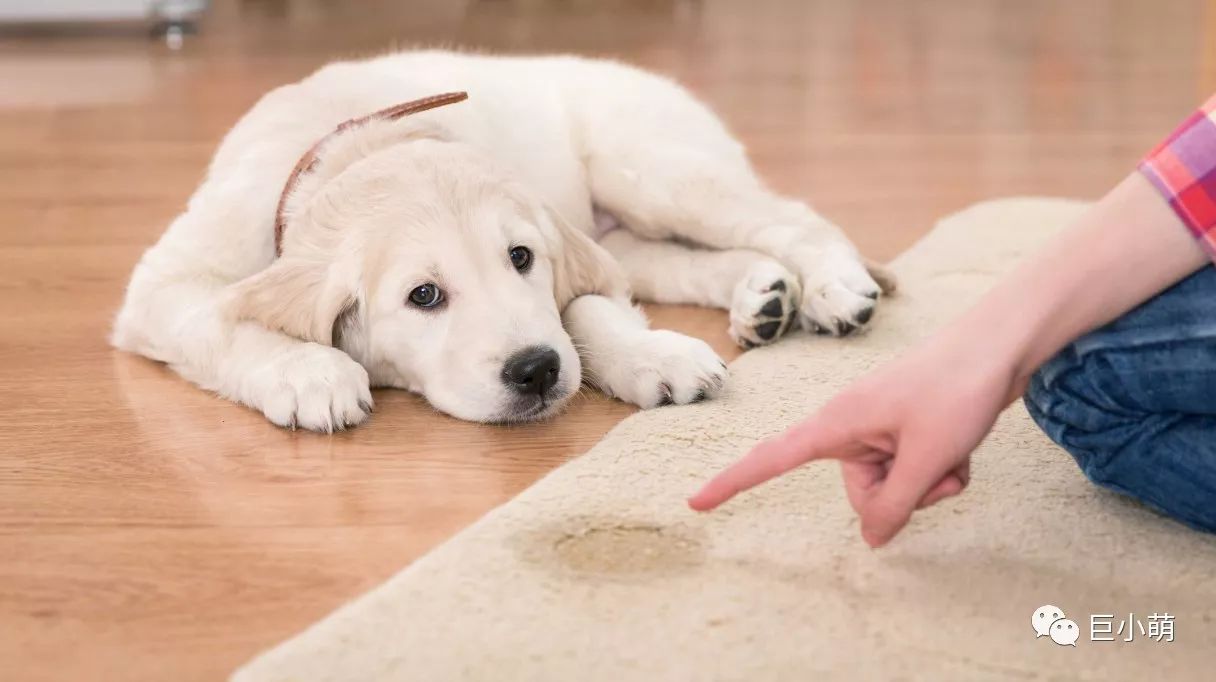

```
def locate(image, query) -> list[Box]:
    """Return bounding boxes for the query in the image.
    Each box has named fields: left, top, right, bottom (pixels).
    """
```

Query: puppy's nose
left=501, top=346, right=561, bottom=396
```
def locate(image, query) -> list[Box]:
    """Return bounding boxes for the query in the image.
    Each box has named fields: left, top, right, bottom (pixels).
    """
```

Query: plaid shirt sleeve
left=1139, top=96, right=1216, bottom=263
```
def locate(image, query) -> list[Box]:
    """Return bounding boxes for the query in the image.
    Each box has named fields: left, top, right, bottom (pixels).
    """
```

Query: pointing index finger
left=687, top=414, right=853, bottom=511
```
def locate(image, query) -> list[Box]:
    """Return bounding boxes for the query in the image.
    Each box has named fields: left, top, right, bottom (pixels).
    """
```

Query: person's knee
left=1025, top=348, right=1154, bottom=501
left=1025, top=350, right=1216, bottom=532
left=1024, top=348, right=1139, bottom=476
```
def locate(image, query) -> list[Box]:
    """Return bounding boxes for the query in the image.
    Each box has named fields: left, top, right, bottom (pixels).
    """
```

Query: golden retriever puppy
left=112, top=51, right=890, bottom=431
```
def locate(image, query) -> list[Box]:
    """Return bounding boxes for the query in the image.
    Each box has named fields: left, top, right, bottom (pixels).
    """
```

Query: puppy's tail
left=865, top=258, right=898, bottom=296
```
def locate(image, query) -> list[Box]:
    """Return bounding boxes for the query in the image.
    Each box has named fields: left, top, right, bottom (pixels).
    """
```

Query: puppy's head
left=229, top=117, right=625, bottom=423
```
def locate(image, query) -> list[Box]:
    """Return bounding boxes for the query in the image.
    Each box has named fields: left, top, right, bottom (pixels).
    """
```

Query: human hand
left=688, top=333, right=1020, bottom=547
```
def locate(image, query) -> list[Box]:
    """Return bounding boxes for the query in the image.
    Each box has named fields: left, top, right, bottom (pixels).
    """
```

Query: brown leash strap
left=273, top=91, right=469, bottom=256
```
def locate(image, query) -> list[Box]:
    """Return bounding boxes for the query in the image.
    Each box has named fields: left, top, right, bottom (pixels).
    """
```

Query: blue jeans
left=1024, top=264, right=1216, bottom=532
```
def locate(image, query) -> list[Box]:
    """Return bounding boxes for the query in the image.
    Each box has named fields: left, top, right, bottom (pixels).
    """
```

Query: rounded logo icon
left=1032, top=605, right=1064, bottom=638
left=1050, top=618, right=1080, bottom=646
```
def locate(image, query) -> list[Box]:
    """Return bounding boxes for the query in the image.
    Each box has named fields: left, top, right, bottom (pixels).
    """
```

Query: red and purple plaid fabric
left=1139, top=95, right=1216, bottom=262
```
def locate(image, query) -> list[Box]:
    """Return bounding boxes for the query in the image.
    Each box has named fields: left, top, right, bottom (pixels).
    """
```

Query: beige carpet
left=233, top=199, right=1216, bottom=681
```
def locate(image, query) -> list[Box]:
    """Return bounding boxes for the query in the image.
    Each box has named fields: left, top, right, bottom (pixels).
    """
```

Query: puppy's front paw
left=597, top=330, right=727, bottom=409
left=790, top=244, right=883, bottom=337
left=247, top=344, right=373, bottom=432
left=729, top=259, right=800, bottom=349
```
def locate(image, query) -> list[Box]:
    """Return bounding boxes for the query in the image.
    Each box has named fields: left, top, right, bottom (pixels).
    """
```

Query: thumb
left=858, top=441, right=948, bottom=548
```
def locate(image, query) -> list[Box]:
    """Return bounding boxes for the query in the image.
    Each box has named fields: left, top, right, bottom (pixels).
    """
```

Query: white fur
left=112, top=50, right=887, bottom=430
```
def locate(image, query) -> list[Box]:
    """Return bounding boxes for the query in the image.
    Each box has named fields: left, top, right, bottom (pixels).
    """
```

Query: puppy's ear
left=541, top=205, right=630, bottom=309
left=225, top=258, right=357, bottom=346
left=277, top=93, right=466, bottom=256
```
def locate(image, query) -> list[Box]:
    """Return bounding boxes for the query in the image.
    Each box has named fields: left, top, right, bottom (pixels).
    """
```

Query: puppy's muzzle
left=501, top=346, right=561, bottom=397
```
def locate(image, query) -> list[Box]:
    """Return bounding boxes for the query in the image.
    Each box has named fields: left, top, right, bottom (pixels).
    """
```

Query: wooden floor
left=2, top=1, right=1215, bottom=680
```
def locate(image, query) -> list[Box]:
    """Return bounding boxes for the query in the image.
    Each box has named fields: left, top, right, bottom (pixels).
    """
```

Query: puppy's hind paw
left=729, top=260, right=800, bottom=349
left=792, top=246, right=884, bottom=337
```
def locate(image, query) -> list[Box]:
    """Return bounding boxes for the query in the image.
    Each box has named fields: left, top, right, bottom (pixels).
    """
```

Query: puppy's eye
left=509, top=246, right=532, bottom=273
left=407, top=283, right=443, bottom=308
